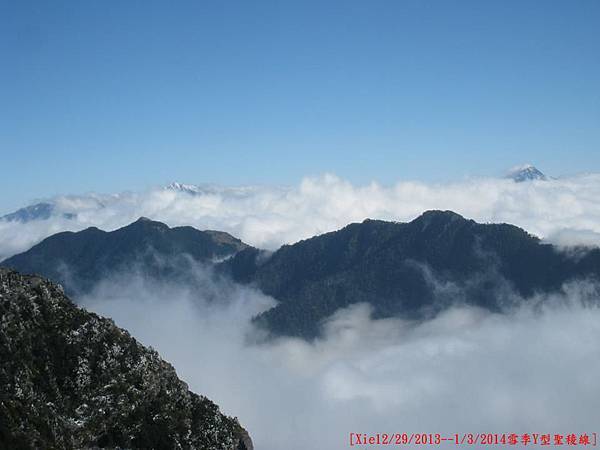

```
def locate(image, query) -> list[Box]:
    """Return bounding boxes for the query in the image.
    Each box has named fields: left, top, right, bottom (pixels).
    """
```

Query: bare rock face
left=0, top=268, right=252, bottom=450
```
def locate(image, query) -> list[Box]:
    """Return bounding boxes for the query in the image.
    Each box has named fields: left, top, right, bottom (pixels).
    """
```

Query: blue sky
left=1, top=0, right=599, bottom=213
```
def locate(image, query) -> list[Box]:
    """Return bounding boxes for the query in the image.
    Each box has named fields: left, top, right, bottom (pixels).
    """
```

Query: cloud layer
left=4, top=172, right=600, bottom=449
left=3, top=172, right=600, bottom=260
left=81, top=270, right=600, bottom=450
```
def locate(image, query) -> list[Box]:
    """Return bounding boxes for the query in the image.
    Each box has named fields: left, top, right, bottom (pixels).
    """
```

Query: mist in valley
left=79, top=266, right=600, bottom=450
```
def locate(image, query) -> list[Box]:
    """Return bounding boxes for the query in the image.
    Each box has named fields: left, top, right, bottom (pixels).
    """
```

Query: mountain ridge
left=221, top=210, right=600, bottom=338
left=2, top=218, right=249, bottom=296
left=6, top=210, right=600, bottom=340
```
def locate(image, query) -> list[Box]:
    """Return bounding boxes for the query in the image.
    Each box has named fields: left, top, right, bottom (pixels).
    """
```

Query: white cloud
left=4, top=171, right=600, bottom=449
left=4, top=172, right=600, bottom=260
left=80, top=271, right=600, bottom=450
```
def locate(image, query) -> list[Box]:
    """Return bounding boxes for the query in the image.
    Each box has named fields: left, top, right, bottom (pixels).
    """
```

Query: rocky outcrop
left=0, top=268, right=252, bottom=449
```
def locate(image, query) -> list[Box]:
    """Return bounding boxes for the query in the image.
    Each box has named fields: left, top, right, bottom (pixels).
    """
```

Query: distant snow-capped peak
left=0, top=202, right=76, bottom=223
left=163, top=181, right=262, bottom=197
left=506, top=164, right=547, bottom=182
left=164, top=182, right=203, bottom=195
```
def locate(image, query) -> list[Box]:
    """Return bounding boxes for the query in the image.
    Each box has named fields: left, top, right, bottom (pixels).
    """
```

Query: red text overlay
left=349, top=432, right=598, bottom=447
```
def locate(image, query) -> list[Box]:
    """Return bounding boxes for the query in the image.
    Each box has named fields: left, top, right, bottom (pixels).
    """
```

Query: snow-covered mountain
left=0, top=202, right=76, bottom=223
left=506, top=164, right=547, bottom=182
left=5, top=170, right=600, bottom=264
left=164, top=181, right=264, bottom=198
left=3, top=169, right=556, bottom=226
left=164, top=181, right=205, bottom=195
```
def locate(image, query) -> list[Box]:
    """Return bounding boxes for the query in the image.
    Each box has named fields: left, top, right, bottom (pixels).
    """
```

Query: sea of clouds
left=80, top=269, right=600, bottom=450
left=3, top=172, right=600, bottom=449
left=2, top=172, right=600, bottom=260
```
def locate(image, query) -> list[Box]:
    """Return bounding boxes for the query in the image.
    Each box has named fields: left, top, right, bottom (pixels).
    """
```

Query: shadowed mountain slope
left=222, top=210, right=600, bottom=338
left=2, top=218, right=248, bottom=296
